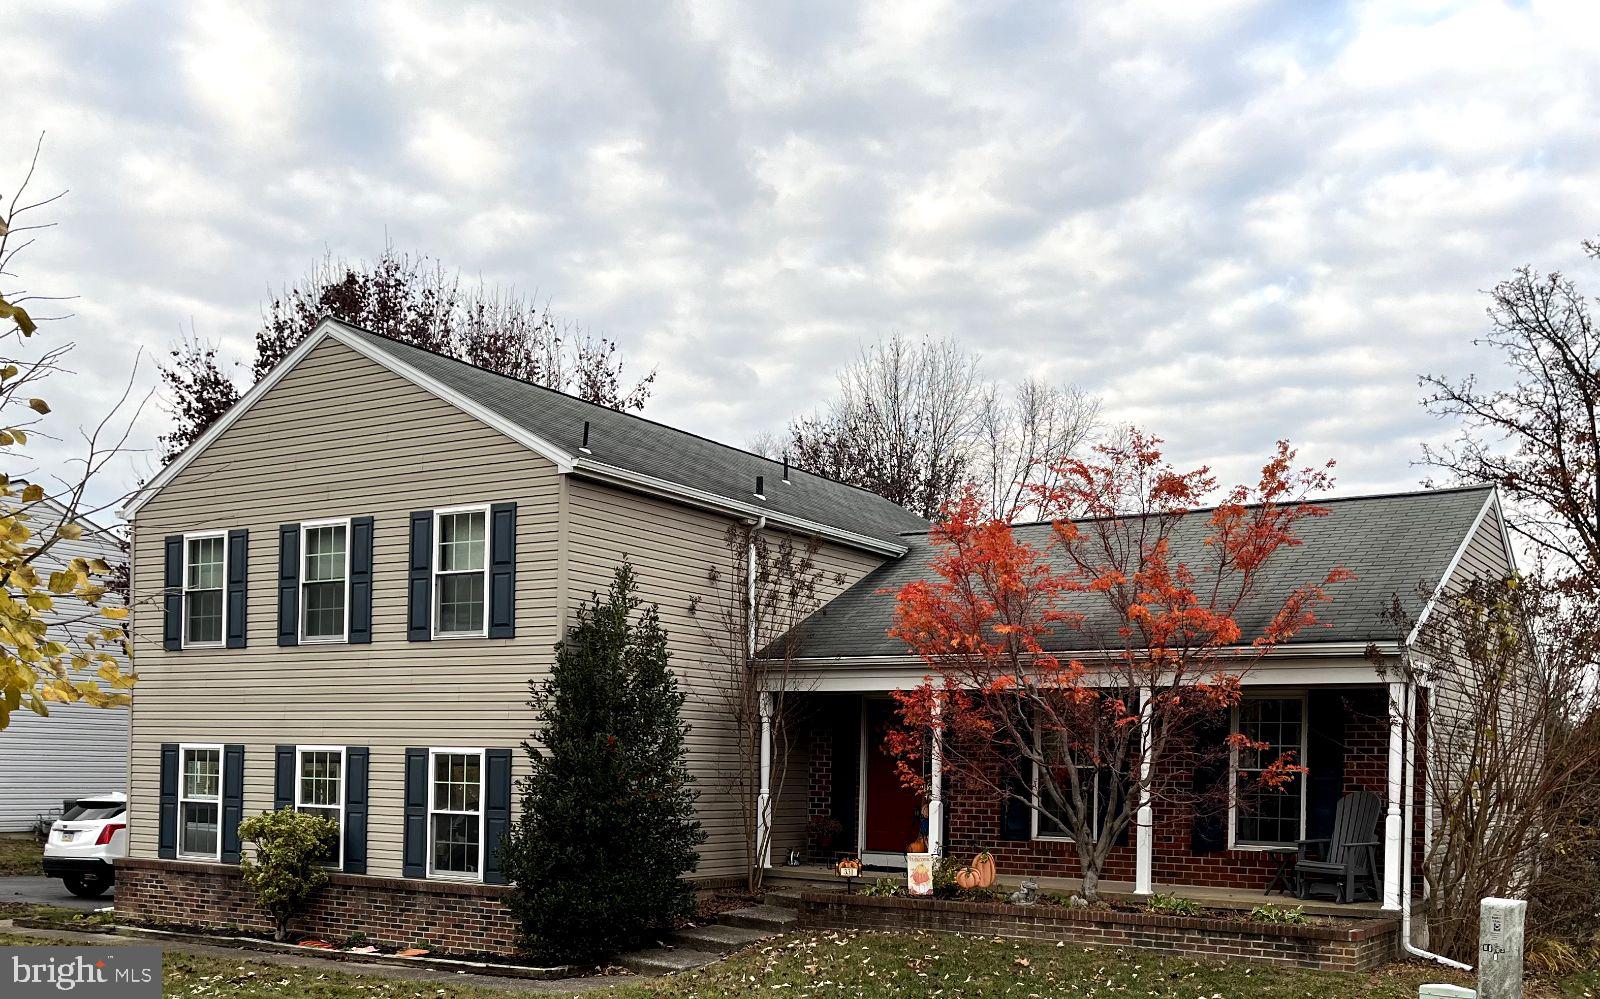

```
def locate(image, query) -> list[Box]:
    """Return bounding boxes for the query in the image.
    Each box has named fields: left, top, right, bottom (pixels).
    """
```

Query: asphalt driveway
left=0, top=875, right=112, bottom=911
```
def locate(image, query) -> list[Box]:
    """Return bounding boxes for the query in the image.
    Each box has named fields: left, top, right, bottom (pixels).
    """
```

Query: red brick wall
left=799, top=892, right=1398, bottom=972
left=115, top=858, right=522, bottom=957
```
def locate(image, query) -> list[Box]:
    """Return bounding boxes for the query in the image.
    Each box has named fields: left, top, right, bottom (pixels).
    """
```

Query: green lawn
left=0, top=834, right=43, bottom=876
left=0, top=923, right=1593, bottom=999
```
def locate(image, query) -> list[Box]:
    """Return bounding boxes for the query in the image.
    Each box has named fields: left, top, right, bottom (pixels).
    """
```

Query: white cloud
left=8, top=0, right=1600, bottom=511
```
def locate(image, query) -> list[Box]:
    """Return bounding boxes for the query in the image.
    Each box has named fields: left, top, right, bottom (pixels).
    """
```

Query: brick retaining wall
left=115, top=857, right=522, bottom=957
left=799, top=891, right=1398, bottom=972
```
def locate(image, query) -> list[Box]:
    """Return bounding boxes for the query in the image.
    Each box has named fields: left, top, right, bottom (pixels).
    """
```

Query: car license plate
left=59, top=830, right=75, bottom=843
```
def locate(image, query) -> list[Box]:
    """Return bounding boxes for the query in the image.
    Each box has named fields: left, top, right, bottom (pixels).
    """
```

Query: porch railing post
left=758, top=690, right=773, bottom=870
left=1135, top=685, right=1154, bottom=895
left=1383, top=680, right=1405, bottom=911
left=928, top=693, right=944, bottom=858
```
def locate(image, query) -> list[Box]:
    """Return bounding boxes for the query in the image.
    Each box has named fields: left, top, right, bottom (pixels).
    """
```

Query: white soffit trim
left=119, top=318, right=575, bottom=519
left=1404, top=489, right=1497, bottom=649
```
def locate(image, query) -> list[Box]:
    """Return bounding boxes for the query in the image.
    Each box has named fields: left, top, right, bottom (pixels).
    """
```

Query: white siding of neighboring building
left=0, top=494, right=130, bottom=831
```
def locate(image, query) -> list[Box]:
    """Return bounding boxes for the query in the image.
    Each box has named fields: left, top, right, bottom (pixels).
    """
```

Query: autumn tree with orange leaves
left=886, top=431, right=1352, bottom=899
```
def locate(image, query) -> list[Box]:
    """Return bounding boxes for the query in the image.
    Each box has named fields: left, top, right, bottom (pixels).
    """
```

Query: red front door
left=863, top=699, right=924, bottom=853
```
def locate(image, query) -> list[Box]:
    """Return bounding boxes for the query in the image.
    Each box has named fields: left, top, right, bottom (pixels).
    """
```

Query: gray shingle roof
left=777, top=485, right=1497, bottom=659
left=339, top=324, right=930, bottom=548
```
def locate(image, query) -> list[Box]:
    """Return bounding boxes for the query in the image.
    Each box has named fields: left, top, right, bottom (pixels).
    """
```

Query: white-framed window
left=295, top=745, right=345, bottom=868
left=182, top=532, right=227, bottom=648
left=1032, top=724, right=1101, bottom=842
left=300, top=519, right=350, bottom=643
left=432, top=506, right=489, bottom=638
left=178, top=743, right=224, bottom=860
left=1230, top=694, right=1308, bottom=849
left=427, top=748, right=484, bottom=880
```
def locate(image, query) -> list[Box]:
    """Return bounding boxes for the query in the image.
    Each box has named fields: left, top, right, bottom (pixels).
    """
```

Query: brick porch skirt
left=114, top=858, right=523, bottom=957
left=798, top=892, right=1399, bottom=972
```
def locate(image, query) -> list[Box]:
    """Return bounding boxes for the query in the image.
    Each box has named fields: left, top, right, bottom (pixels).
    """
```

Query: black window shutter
left=407, top=512, right=432, bottom=642
left=488, top=503, right=516, bottom=639
left=274, top=745, right=296, bottom=811
left=158, top=743, right=178, bottom=858
left=225, top=529, right=248, bottom=648
left=277, top=524, right=300, bottom=647
left=1190, top=711, right=1232, bottom=854
left=402, top=748, right=427, bottom=877
left=221, top=744, right=245, bottom=863
left=344, top=747, right=369, bottom=874
left=163, top=537, right=183, bottom=651
left=349, top=516, right=375, bottom=644
left=483, top=748, right=513, bottom=884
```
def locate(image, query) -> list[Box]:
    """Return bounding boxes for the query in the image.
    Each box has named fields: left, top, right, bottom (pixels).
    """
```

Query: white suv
left=43, top=793, right=127, bottom=898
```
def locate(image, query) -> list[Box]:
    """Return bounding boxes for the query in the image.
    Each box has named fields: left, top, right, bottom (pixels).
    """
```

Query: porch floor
left=765, top=864, right=1387, bottom=920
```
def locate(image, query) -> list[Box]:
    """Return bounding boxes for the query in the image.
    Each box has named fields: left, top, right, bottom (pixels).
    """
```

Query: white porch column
left=928, top=695, right=944, bottom=857
left=1382, top=680, right=1405, bottom=911
left=1135, top=685, right=1154, bottom=895
left=758, top=691, right=774, bottom=869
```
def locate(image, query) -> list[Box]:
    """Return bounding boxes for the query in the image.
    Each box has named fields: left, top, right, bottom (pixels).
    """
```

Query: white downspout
left=748, top=517, right=770, bottom=871
left=1401, top=677, right=1473, bottom=971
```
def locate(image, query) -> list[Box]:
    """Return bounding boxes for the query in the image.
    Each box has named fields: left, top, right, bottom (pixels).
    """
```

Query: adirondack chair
left=1293, top=790, right=1382, bottom=903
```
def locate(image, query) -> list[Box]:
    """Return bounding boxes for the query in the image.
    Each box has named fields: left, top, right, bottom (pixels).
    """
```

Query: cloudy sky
left=10, top=0, right=1600, bottom=515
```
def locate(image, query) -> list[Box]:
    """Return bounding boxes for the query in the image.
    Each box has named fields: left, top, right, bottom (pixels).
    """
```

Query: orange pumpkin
left=954, top=866, right=981, bottom=890
left=908, top=836, right=928, bottom=853
left=971, top=851, right=997, bottom=888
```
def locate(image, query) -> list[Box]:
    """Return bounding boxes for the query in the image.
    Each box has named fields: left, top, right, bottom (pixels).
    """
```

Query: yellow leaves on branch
left=0, top=495, right=135, bottom=730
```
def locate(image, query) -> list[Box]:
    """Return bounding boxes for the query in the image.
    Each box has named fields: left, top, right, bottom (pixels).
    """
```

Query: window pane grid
left=435, top=511, right=487, bottom=635
left=1235, top=698, right=1305, bottom=846
left=428, top=751, right=482, bottom=878
left=301, top=524, right=348, bottom=640
left=179, top=747, right=222, bottom=858
left=296, top=749, right=343, bottom=867
left=184, top=536, right=225, bottom=645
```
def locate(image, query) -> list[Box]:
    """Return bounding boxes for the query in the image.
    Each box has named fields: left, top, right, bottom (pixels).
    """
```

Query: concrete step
left=667, top=922, right=772, bottom=954
left=719, top=904, right=798, bottom=933
left=618, top=945, right=722, bottom=976
left=764, top=890, right=803, bottom=910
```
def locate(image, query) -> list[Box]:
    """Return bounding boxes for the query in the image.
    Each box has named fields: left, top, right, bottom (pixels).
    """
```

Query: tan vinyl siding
left=1419, top=499, right=1524, bottom=845
left=562, top=478, right=885, bottom=877
left=128, top=338, right=562, bottom=876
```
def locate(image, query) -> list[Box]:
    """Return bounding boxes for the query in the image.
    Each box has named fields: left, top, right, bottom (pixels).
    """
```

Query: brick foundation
left=799, top=892, right=1398, bottom=972
left=114, top=857, right=522, bottom=957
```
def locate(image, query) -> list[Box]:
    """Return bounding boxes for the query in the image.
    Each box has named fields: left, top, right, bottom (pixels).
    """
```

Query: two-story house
left=114, top=317, right=1515, bottom=956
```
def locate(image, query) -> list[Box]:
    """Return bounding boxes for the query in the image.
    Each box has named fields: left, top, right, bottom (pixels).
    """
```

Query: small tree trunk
left=275, top=917, right=289, bottom=942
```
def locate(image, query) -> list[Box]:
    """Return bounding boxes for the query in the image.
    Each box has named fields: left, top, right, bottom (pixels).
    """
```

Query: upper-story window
left=434, top=507, right=488, bottom=638
left=183, top=533, right=226, bottom=647
left=301, top=520, right=349, bottom=643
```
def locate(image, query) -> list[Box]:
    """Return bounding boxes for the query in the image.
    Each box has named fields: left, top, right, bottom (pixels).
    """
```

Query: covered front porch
left=758, top=674, right=1422, bottom=912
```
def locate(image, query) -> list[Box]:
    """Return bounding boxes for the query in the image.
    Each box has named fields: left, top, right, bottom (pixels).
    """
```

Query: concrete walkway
left=0, top=920, right=627, bottom=994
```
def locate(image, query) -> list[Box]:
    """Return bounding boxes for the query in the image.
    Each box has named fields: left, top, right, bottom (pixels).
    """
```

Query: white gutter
left=1401, top=677, right=1473, bottom=971
left=762, top=641, right=1402, bottom=669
